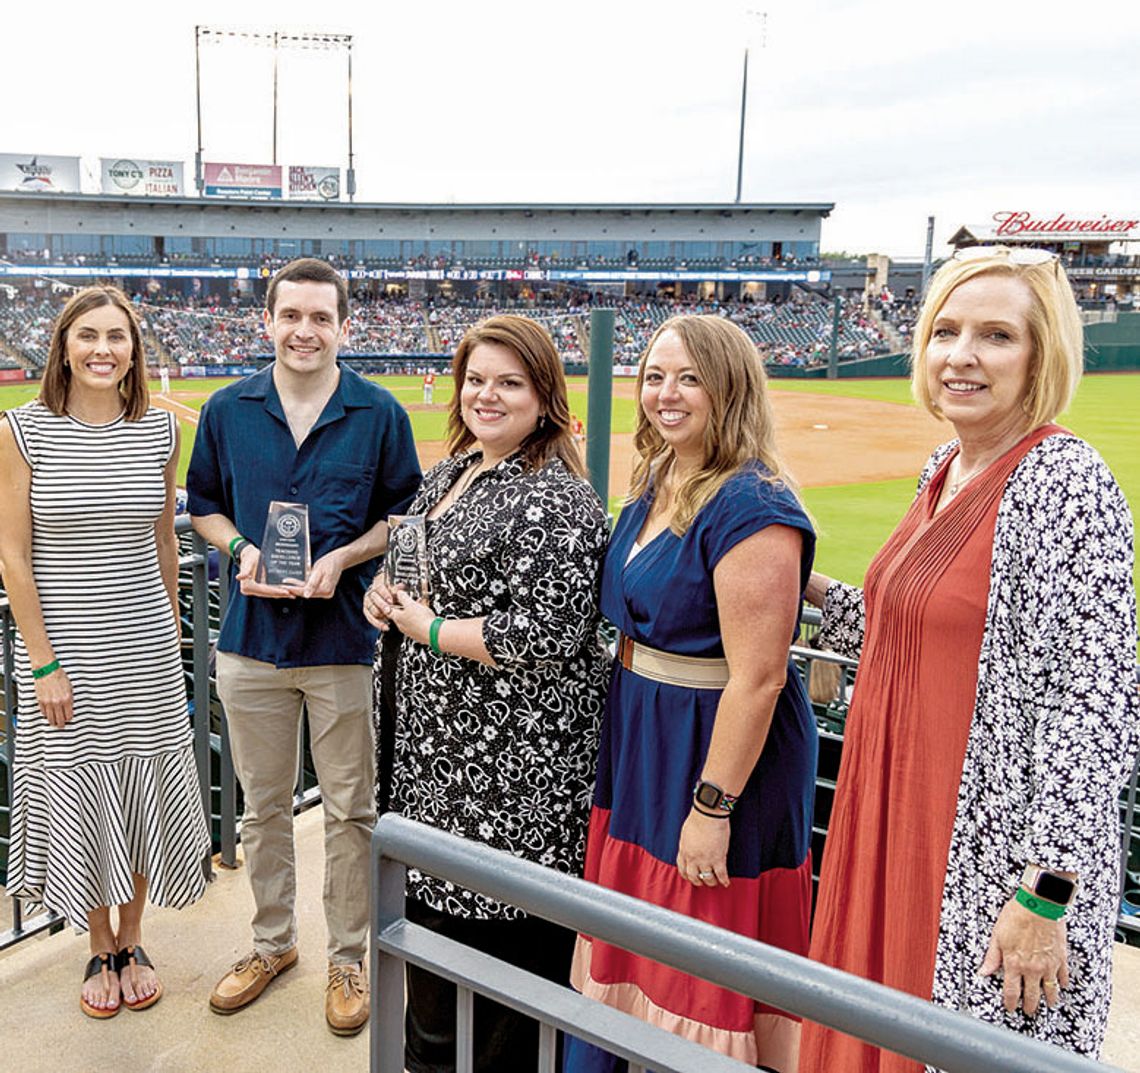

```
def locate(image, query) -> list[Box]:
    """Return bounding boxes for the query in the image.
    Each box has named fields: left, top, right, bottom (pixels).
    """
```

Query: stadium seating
left=0, top=291, right=891, bottom=370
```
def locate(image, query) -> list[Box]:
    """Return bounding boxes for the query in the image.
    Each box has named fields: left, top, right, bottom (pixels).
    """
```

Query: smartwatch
left=692, top=780, right=738, bottom=815
left=1020, top=864, right=1077, bottom=907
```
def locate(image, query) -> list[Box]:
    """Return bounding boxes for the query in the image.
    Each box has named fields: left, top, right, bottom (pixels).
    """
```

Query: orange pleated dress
left=799, top=427, right=1058, bottom=1073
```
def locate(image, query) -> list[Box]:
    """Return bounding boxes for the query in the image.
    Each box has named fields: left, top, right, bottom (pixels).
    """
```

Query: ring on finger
left=697, top=870, right=714, bottom=880
left=1043, top=979, right=1060, bottom=990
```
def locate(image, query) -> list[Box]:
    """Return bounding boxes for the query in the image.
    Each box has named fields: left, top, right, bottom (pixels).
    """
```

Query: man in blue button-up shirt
left=187, top=258, right=421, bottom=1035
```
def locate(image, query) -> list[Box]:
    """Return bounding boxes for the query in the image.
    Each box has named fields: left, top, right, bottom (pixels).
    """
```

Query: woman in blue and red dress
left=565, top=315, right=817, bottom=1073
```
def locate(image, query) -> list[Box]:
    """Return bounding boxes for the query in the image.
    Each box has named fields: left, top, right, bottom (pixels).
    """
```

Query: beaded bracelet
left=429, top=616, right=445, bottom=655
left=1015, top=886, right=1067, bottom=921
left=32, top=659, right=60, bottom=680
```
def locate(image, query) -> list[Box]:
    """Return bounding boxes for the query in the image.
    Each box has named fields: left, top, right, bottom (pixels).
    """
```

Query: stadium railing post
left=828, top=296, right=841, bottom=380
left=586, top=308, right=615, bottom=506
left=189, top=528, right=213, bottom=882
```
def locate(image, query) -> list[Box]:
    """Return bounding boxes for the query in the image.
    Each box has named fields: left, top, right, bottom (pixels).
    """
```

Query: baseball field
left=1, top=373, right=1137, bottom=592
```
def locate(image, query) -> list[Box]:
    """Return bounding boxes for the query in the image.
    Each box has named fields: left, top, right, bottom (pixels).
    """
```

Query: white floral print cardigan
left=818, top=433, right=1139, bottom=1060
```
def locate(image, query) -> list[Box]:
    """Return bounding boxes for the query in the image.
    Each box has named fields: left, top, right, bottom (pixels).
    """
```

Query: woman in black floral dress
left=365, top=314, right=610, bottom=1073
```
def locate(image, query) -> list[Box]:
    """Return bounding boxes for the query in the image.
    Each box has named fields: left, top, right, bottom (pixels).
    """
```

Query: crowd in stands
left=868, top=286, right=920, bottom=341
left=0, top=288, right=893, bottom=370
left=142, top=298, right=265, bottom=367
left=0, top=294, right=59, bottom=366
left=4, top=246, right=822, bottom=274
left=600, top=293, right=891, bottom=367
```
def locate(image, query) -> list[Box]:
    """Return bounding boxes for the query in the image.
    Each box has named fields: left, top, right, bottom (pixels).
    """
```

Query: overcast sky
left=5, top=0, right=1138, bottom=259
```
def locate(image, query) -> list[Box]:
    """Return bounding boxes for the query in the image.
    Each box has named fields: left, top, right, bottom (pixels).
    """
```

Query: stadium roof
left=0, top=191, right=833, bottom=216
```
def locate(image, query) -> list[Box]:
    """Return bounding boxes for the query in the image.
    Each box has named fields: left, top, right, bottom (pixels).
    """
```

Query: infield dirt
left=158, top=384, right=951, bottom=492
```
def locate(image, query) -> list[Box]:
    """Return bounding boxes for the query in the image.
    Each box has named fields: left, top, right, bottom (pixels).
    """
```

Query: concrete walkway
left=1, top=806, right=366, bottom=1073
left=2, top=805, right=1139, bottom=1072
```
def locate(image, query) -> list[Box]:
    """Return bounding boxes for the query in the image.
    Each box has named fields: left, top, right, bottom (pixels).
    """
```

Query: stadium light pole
left=347, top=38, right=355, bottom=202
left=195, top=28, right=355, bottom=197
left=272, top=32, right=280, bottom=165
left=735, top=10, right=767, bottom=203
left=921, top=215, right=936, bottom=293
left=194, top=27, right=204, bottom=195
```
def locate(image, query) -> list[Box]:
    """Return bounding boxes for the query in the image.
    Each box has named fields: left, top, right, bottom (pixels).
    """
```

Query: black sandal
left=80, top=952, right=120, bottom=1019
left=116, top=944, right=164, bottom=1011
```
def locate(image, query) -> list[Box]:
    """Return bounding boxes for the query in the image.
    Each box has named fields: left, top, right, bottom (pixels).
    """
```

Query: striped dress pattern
left=5, top=401, right=209, bottom=930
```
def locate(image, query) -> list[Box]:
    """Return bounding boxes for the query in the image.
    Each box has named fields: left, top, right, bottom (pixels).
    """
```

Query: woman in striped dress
left=0, top=286, right=210, bottom=1018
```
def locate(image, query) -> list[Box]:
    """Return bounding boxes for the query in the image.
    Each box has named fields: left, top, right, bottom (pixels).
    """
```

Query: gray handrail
left=372, top=813, right=1122, bottom=1073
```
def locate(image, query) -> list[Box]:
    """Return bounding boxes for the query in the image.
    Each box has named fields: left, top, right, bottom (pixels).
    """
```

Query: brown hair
left=265, top=257, right=349, bottom=324
left=629, top=315, right=797, bottom=534
left=446, top=315, right=586, bottom=477
left=911, top=249, right=1083, bottom=428
left=40, top=285, right=149, bottom=421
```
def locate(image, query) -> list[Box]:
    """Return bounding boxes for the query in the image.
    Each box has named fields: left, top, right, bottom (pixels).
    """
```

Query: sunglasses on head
left=952, top=245, right=1059, bottom=266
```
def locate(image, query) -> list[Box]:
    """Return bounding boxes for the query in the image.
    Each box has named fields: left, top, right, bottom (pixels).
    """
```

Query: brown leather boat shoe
left=326, top=960, right=369, bottom=1036
left=209, top=946, right=298, bottom=1014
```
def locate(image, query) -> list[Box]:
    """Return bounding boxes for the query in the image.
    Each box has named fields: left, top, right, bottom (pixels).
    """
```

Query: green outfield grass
left=769, top=377, right=919, bottom=406
left=771, top=373, right=1140, bottom=586
left=2, top=373, right=1136, bottom=595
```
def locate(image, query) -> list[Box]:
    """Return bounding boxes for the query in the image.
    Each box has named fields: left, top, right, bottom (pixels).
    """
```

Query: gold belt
left=615, top=632, right=730, bottom=690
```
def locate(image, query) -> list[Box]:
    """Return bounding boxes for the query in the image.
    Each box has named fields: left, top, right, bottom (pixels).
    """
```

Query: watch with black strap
left=692, top=779, right=738, bottom=817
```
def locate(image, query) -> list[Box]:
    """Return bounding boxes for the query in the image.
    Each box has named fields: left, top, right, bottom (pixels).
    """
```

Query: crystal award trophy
left=257, top=501, right=312, bottom=585
left=385, top=514, right=430, bottom=599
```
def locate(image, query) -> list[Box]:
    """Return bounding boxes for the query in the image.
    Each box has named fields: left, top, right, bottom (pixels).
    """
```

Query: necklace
left=66, top=403, right=126, bottom=426
left=947, top=457, right=989, bottom=497
left=947, top=441, right=1015, bottom=497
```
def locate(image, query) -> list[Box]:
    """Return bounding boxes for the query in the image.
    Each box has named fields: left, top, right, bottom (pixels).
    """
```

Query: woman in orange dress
left=799, top=247, right=1137, bottom=1070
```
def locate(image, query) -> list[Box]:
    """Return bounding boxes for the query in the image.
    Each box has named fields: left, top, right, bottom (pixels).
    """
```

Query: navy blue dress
left=567, top=465, right=817, bottom=1071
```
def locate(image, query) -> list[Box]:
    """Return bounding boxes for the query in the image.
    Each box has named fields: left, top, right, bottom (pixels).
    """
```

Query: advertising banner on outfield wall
left=0, top=154, right=81, bottom=193
left=289, top=165, right=340, bottom=201
left=204, top=161, right=282, bottom=200
left=100, top=158, right=185, bottom=197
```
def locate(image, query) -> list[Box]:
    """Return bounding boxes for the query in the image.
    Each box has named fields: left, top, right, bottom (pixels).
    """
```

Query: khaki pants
left=216, top=652, right=375, bottom=965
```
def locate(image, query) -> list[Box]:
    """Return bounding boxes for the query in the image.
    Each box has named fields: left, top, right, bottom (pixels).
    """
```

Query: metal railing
left=371, top=814, right=1123, bottom=1073
left=4, top=535, right=1138, bottom=954
left=0, top=595, right=59, bottom=945
left=789, top=628, right=1140, bottom=942
left=0, top=516, right=319, bottom=949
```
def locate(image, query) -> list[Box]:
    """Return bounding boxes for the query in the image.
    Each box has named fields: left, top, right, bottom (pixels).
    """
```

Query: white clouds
left=3, top=0, right=1137, bottom=256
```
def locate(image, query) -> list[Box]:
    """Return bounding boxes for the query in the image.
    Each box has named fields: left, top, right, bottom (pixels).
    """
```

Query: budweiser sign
left=992, top=211, right=1138, bottom=237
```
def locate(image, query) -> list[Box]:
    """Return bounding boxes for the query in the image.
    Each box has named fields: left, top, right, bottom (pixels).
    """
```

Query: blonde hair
left=629, top=315, right=796, bottom=534
left=40, top=285, right=150, bottom=421
left=911, top=249, right=1083, bottom=428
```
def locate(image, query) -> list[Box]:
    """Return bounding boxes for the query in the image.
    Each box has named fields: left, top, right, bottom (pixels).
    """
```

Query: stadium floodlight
left=194, top=26, right=356, bottom=201
left=736, top=9, right=767, bottom=204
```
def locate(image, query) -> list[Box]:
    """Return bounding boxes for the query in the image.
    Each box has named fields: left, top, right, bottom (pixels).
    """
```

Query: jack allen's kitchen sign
left=992, top=211, right=1138, bottom=238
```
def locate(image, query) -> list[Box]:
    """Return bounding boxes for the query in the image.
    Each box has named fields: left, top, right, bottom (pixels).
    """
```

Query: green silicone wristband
left=32, top=659, right=61, bottom=680
left=429, top=616, right=445, bottom=655
left=1015, top=886, right=1067, bottom=920
left=228, top=535, right=246, bottom=558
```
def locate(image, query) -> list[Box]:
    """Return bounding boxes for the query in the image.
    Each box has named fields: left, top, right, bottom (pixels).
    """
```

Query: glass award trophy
left=257, top=501, right=312, bottom=585
left=385, top=514, right=430, bottom=599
